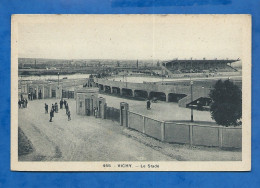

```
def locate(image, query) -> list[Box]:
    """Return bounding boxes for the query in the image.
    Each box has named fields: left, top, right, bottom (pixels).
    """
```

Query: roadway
left=18, top=99, right=241, bottom=161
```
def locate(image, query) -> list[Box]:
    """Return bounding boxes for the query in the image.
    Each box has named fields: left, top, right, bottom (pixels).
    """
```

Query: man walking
left=147, top=100, right=151, bottom=110
left=67, top=110, right=71, bottom=121
left=65, top=104, right=69, bottom=115
left=51, top=104, right=55, bottom=117
left=45, top=103, right=48, bottom=114
left=64, top=100, right=67, bottom=107
left=49, top=109, right=54, bottom=122
left=60, top=99, right=63, bottom=109
left=18, top=100, right=21, bottom=108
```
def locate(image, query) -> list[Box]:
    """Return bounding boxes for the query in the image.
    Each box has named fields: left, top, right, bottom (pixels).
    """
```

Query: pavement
left=18, top=99, right=241, bottom=161
left=100, top=93, right=214, bottom=122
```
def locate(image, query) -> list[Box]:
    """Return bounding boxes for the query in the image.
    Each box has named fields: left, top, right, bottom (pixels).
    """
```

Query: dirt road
left=18, top=99, right=175, bottom=161
left=18, top=99, right=241, bottom=161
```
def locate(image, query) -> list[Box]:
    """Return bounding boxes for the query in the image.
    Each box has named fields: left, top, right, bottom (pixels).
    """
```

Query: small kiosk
left=75, top=88, right=106, bottom=119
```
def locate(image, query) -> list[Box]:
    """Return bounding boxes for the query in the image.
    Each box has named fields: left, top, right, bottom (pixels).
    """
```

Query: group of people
left=28, top=92, right=37, bottom=100
left=18, top=98, right=28, bottom=108
left=47, top=99, right=71, bottom=122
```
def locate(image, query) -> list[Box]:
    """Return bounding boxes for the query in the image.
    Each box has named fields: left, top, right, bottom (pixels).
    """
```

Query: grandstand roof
left=163, top=59, right=239, bottom=64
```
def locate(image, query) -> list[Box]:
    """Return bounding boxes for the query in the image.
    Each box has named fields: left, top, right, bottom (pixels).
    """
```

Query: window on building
left=80, top=101, right=82, bottom=107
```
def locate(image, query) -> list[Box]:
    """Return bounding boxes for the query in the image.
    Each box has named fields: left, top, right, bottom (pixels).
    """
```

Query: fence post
left=189, top=124, right=193, bottom=146
left=161, top=121, right=165, bottom=142
left=218, top=127, right=223, bottom=148
left=142, top=116, right=145, bottom=134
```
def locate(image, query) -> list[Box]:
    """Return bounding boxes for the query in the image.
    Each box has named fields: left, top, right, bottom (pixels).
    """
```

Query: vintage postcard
left=11, top=14, right=251, bottom=171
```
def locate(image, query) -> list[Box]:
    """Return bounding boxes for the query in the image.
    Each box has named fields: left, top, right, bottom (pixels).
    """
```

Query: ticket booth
left=76, top=88, right=106, bottom=119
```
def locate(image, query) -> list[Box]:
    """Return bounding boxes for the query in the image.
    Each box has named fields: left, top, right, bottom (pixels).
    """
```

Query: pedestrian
left=94, top=107, right=96, bottom=117
left=45, top=103, right=48, bottom=114
left=147, top=100, right=151, bottom=110
left=18, top=99, right=21, bottom=108
left=64, top=100, right=67, bottom=107
left=65, top=104, right=69, bottom=115
left=94, top=107, right=99, bottom=118
left=25, top=99, right=28, bottom=108
left=49, top=109, right=54, bottom=122
left=67, top=110, right=71, bottom=121
left=21, top=99, right=24, bottom=108
left=51, top=104, right=55, bottom=116
left=60, top=99, right=63, bottom=109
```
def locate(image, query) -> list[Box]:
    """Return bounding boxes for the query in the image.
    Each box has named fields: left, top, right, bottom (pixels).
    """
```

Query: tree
left=209, top=79, right=242, bottom=126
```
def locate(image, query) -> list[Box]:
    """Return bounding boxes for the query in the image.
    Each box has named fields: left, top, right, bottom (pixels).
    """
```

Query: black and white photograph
left=11, top=14, right=251, bottom=171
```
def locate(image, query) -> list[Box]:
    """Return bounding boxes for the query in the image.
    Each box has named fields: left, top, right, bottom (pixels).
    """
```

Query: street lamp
left=190, top=79, right=194, bottom=122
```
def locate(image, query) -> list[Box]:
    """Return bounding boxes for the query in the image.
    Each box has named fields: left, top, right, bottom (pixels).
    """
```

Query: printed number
left=103, top=164, right=111, bottom=167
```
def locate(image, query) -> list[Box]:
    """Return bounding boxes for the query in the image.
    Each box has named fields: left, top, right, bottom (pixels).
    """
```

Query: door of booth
left=85, top=99, right=90, bottom=116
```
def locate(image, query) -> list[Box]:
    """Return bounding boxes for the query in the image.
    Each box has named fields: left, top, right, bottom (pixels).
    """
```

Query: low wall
left=126, top=111, right=242, bottom=149
left=222, top=128, right=242, bottom=148
left=192, top=125, right=219, bottom=147
left=128, top=112, right=143, bottom=132
left=165, top=123, right=190, bottom=144
left=144, top=118, right=162, bottom=140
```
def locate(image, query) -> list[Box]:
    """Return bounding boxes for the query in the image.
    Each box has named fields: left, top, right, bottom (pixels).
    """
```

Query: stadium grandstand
left=161, top=59, right=239, bottom=74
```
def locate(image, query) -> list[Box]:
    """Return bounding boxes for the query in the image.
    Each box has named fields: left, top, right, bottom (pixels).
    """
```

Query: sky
left=17, top=15, right=247, bottom=60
